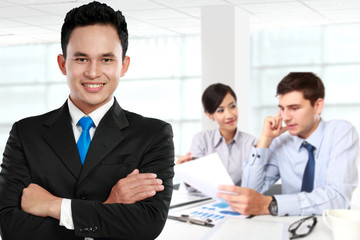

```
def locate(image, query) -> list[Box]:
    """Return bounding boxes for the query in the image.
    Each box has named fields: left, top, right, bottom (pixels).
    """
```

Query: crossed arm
left=0, top=121, right=174, bottom=239
left=21, top=169, right=164, bottom=220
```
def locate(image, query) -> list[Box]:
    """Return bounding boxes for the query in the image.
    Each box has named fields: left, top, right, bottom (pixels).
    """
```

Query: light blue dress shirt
left=242, top=119, right=359, bottom=216
left=190, top=128, right=257, bottom=186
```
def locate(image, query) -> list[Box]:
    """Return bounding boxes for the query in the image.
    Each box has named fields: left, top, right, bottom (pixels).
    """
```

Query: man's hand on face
left=104, top=169, right=164, bottom=204
left=257, top=110, right=288, bottom=148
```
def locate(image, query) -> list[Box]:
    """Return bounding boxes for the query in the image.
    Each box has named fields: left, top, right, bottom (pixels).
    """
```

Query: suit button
left=80, top=192, right=88, bottom=200
left=92, top=226, right=99, bottom=233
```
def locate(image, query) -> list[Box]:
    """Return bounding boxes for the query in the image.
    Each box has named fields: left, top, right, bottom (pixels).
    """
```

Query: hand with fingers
left=216, top=185, right=272, bottom=216
left=21, top=183, right=62, bottom=219
left=257, top=110, right=288, bottom=148
left=104, top=169, right=164, bottom=204
left=176, top=152, right=194, bottom=165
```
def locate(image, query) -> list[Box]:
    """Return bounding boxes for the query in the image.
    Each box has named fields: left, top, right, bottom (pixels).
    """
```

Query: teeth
left=83, top=83, right=104, bottom=88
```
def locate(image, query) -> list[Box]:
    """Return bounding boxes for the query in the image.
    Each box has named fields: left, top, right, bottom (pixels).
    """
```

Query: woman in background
left=177, top=83, right=257, bottom=186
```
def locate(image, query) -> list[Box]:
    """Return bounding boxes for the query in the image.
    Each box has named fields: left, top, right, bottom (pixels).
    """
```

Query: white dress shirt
left=242, top=119, right=359, bottom=216
left=59, top=97, right=114, bottom=232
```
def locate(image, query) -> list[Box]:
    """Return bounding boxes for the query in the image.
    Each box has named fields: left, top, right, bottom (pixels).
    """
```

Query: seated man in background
left=218, top=72, right=359, bottom=216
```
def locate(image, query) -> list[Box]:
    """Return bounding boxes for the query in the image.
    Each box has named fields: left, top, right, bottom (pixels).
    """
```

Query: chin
left=288, top=130, right=298, bottom=136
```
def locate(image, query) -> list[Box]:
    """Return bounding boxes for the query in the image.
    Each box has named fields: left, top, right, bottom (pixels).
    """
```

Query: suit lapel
left=78, top=100, right=129, bottom=184
left=43, top=101, right=82, bottom=179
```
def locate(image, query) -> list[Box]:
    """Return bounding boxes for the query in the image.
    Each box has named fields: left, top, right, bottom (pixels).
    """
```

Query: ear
left=205, top=112, right=214, bottom=121
left=120, top=56, right=130, bottom=77
left=314, top=98, right=324, bottom=115
left=57, top=54, right=67, bottom=75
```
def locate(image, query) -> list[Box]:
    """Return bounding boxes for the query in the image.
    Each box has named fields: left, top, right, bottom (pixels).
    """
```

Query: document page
left=174, top=153, right=234, bottom=200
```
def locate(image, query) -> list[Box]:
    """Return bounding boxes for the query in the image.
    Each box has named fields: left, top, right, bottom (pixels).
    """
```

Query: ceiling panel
left=0, top=0, right=360, bottom=45
left=303, top=0, right=360, bottom=11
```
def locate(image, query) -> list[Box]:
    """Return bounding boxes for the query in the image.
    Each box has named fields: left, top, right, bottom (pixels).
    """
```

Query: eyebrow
left=218, top=101, right=236, bottom=108
left=73, top=52, right=116, bottom=58
left=278, top=104, right=301, bottom=108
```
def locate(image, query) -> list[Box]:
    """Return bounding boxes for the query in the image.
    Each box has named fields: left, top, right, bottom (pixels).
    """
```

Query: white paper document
left=174, top=153, right=234, bottom=200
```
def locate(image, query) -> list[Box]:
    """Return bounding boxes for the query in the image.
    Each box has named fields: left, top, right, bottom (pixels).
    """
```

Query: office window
left=0, top=36, right=202, bottom=161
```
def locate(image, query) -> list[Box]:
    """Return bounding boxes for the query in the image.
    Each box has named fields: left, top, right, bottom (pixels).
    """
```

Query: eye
left=102, top=58, right=112, bottom=63
left=216, top=108, right=224, bottom=113
left=76, top=58, right=87, bottom=63
left=229, top=103, right=237, bottom=109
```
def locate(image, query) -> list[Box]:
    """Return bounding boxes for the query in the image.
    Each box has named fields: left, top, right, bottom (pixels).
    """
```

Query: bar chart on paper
left=177, top=200, right=246, bottom=226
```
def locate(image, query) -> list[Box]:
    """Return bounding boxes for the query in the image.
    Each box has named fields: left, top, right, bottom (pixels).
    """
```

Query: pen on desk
left=167, top=214, right=214, bottom=227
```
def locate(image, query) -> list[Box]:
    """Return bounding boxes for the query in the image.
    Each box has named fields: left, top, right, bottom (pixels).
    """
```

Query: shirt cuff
left=248, top=147, right=269, bottom=166
left=274, top=194, right=300, bottom=216
left=59, top=198, right=74, bottom=230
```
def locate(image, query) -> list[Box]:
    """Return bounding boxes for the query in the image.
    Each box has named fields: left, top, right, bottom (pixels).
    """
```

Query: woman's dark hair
left=276, top=72, right=325, bottom=106
left=202, top=83, right=237, bottom=114
left=61, top=1, right=128, bottom=60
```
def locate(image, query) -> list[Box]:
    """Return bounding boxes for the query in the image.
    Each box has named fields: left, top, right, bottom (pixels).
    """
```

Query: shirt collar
left=213, top=128, right=239, bottom=147
left=295, top=119, right=324, bottom=153
left=67, top=97, right=114, bottom=127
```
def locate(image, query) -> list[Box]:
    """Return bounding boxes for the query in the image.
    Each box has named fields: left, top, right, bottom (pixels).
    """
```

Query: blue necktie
left=301, top=142, right=315, bottom=192
left=77, top=116, right=94, bottom=165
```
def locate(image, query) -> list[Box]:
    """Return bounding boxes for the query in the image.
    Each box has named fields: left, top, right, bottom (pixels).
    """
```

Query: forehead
left=219, top=93, right=236, bottom=106
left=67, top=24, right=122, bottom=55
left=278, top=91, right=309, bottom=106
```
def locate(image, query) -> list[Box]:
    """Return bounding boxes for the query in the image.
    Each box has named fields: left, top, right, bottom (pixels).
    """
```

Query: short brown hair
left=276, top=72, right=325, bottom=106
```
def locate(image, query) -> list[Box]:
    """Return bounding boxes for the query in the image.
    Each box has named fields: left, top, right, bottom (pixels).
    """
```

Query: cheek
left=213, top=114, right=223, bottom=124
left=104, top=65, right=122, bottom=77
left=233, top=109, right=239, bottom=118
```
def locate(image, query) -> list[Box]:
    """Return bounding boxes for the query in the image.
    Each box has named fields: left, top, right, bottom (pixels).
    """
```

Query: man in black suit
left=0, top=2, right=174, bottom=239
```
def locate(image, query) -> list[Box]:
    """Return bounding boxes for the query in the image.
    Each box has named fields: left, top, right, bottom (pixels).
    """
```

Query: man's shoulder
left=322, top=119, right=357, bottom=136
left=15, top=106, right=63, bottom=127
left=122, top=110, right=172, bottom=135
left=123, top=110, right=168, bottom=126
left=324, top=119, right=354, bottom=129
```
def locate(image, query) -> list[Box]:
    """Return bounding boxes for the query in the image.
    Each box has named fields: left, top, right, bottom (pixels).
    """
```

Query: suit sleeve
left=71, top=123, right=175, bottom=239
left=0, top=123, right=71, bottom=240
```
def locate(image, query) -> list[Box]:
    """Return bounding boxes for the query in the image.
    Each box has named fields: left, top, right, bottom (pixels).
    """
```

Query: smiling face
left=206, top=93, right=238, bottom=136
left=278, top=91, right=323, bottom=139
left=57, top=24, right=130, bottom=114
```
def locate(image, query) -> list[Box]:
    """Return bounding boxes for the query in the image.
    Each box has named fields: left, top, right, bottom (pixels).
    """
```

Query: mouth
left=82, top=83, right=105, bottom=92
left=226, top=119, right=237, bottom=125
left=286, top=123, right=297, bottom=130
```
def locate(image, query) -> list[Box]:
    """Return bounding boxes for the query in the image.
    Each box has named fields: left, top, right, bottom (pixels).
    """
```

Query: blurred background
left=1, top=0, right=360, bottom=159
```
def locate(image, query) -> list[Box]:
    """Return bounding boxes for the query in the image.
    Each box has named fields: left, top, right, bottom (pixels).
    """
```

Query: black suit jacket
left=0, top=100, right=174, bottom=240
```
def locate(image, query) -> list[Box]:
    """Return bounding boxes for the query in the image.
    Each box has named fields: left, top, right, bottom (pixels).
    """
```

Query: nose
left=225, top=108, right=235, bottom=119
left=85, top=61, right=101, bottom=79
left=282, top=109, right=291, bottom=122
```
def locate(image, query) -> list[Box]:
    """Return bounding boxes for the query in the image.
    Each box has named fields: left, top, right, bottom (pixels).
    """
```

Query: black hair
left=202, top=83, right=237, bottom=114
left=61, top=1, right=128, bottom=60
